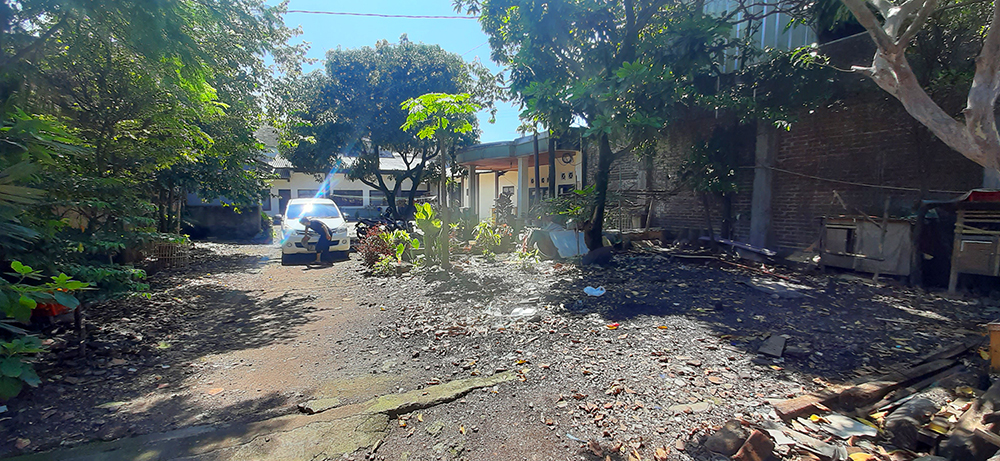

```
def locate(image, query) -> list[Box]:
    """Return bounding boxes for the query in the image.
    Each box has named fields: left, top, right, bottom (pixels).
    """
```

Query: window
left=331, top=190, right=363, bottom=207
left=297, top=189, right=318, bottom=198
left=369, top=190, right=388, bottom=207
left=278, top=168, right=291, bottom=179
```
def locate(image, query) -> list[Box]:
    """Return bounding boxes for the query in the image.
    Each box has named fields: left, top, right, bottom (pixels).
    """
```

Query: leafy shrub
left=380, top=229, right=419, bottom=263
left=0, top=261, right=90, bottom=399
left=358, top=225, right=393, bottom=268
left=414, top=203, right=443, bottom=263
left=473, top=220, right=514, bottom=255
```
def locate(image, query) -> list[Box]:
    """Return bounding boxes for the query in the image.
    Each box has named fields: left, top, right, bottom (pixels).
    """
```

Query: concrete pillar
left=750, top=123, right=777, bottom=248
left=517, top=156, right=530, bottom=217
left=467, top=167, right=478, bottom=216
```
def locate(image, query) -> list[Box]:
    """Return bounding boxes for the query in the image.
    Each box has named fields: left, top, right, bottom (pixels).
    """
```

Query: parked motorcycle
left=356, top=209, right=413, bottom=238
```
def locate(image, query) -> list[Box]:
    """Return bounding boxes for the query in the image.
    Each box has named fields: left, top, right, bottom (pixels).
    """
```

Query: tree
left=459, top=0, right=734, bottom=249
left=836, top=0, right=1000, bottom=177
left=287, top=40, right=489, bottom=219
left=402, top=93, right=481, bottom=269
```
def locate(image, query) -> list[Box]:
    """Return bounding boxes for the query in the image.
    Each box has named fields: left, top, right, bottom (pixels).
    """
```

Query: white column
left=467, top=167, right=478, bottom=215
left=517, top=156, right=529, bottom=217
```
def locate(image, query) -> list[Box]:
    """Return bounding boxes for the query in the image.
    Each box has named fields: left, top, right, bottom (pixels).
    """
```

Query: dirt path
left=1, top=242, right=424, bottom=457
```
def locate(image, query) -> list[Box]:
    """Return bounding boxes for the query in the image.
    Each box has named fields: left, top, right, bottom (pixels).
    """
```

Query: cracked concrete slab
left=4, top=372, right=515, bottom=461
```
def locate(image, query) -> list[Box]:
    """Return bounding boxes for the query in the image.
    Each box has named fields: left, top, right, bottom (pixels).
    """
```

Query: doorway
left=278, top=189, right=291, bottom=216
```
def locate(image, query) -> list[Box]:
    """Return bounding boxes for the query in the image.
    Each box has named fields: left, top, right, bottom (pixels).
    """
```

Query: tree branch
left=964, top=0, right=1000, bottom=169
left=841, top=0, right=897, bottom=52
left=896, top=0, right=938, bottom=48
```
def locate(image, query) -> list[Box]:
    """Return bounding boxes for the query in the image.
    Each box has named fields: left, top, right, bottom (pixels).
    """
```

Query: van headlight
left=333, top=225, right=348, bottom=234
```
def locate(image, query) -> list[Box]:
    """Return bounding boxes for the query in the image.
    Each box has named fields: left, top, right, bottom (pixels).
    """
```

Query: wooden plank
left=838, top=359, right=957, bottom=409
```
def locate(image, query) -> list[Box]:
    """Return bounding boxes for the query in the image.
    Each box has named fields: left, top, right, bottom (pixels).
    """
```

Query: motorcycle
left=356, top=209, right=413, bottom=238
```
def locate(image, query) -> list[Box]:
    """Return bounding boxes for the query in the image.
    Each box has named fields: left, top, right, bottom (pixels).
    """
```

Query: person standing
left=299, top=217, right=332, bottom=265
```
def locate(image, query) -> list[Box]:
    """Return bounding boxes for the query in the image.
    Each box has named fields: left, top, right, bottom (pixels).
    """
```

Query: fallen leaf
left=675, top=439, right=685, bottom=451
left=459, top=425, right=466, bottom=434
left=15, top=438, right=29, bottom=450
left=848, top=454, right=875, bottom=461
left=707, top=376, right=724, bottom=384
left=398, top=419, right=407, bottom=427
left=657, top=326, right=669, bottom=329
left=417, top=413, right=423, bottom=422
left=207, top=388, right=224, bottom=395
left=653, top=447, right=669, bottom=461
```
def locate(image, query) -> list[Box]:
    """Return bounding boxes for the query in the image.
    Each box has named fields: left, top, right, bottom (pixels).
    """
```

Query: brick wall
left=768, top=97, right=982, bottom=250
left=586, top=96, right=984, bottom=251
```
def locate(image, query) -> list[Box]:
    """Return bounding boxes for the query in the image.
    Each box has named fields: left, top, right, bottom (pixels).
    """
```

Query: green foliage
left=513, top=247, right=541, bottom=271
left=473, top=220, right=514, bottom=255
left=358, top=225, right=394, bottom=269
left=379, top=229, right=420, bottom=262
left=286, top=41, right=491, bottom=219
left=371, top=254, right=397, bottom=277
left=414, top=203, right=444, bottom=263
left=0, top=262, right=88, bottom=399
left=0, top=335, right=44, bottom=400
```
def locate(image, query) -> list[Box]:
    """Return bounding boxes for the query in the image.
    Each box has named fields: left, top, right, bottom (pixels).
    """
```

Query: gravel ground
left=1, top=241, right=994, bottom=460
left=357, top=250, right=993, bottom=460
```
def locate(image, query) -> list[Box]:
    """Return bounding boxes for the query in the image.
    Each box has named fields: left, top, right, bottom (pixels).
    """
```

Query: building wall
left=767, top=98, right=982, bottom=250
left=265, top=172, right=430, bottom=218
left=588, top=97, right=984, bottom=251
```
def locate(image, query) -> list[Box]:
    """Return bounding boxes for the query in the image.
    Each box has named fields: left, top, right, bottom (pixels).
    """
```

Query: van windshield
left=285, top=203, right=340, bottom=219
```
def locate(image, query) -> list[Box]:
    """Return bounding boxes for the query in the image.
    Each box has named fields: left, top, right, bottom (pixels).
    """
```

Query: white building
left=262, top=150, right=432, bottom=220
left=457, top=130, right=584, bottom=222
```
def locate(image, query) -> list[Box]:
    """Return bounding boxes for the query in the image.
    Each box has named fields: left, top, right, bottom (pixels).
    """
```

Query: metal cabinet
left=948, top=209, right=1000, bottom=292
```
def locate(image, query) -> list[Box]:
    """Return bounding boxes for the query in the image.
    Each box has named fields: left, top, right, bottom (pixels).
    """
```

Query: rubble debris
left=938, top=381, right=1000, bottom=461
left=704, top=419, right=748, bottom=456
left=731, top=429, right=775, bottom=461
left=883, top=387, right=951, bottom=450
left=838, top=359, right=957, bottom=409
left=758, top=334, right=787, bottom=358
left=822, top=414, right=877, bottom=439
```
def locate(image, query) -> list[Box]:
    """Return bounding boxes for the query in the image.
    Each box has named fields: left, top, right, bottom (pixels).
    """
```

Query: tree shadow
left=2, top=284, right=317, bottom=458
left=539, top=254, right=988, bottom=381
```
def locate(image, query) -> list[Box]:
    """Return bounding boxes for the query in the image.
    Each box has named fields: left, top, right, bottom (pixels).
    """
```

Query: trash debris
left=584, top=286, right=606, bottom=297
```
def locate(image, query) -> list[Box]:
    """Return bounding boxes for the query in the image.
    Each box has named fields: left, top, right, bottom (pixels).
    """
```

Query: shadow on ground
left=1, top=273, right=317, bottom=458
left=536, top=255, right=988, bottom=380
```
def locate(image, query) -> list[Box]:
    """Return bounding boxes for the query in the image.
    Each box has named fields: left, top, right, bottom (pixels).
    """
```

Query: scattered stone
left=731, top=430, right=774, bottom=461
left=704, top=419, right=748, bottom=456
left=426, top=420, right=446, bottom=437
left=758, top=335, right=786, bottom=358
left=298, top=397, right=343, bottom=415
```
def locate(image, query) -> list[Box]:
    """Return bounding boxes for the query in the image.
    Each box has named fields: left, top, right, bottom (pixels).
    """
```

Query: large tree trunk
left=586, top=134, right=615, bottom=250
left=842, top=0, right=1000, bottom=172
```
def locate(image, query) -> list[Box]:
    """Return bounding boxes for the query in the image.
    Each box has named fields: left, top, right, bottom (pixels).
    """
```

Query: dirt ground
left=0, top=239, right=995, bottom=460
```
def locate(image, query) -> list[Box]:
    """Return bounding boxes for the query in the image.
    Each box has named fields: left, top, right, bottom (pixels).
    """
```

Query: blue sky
left=280, top=0, right=522, bottom=143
